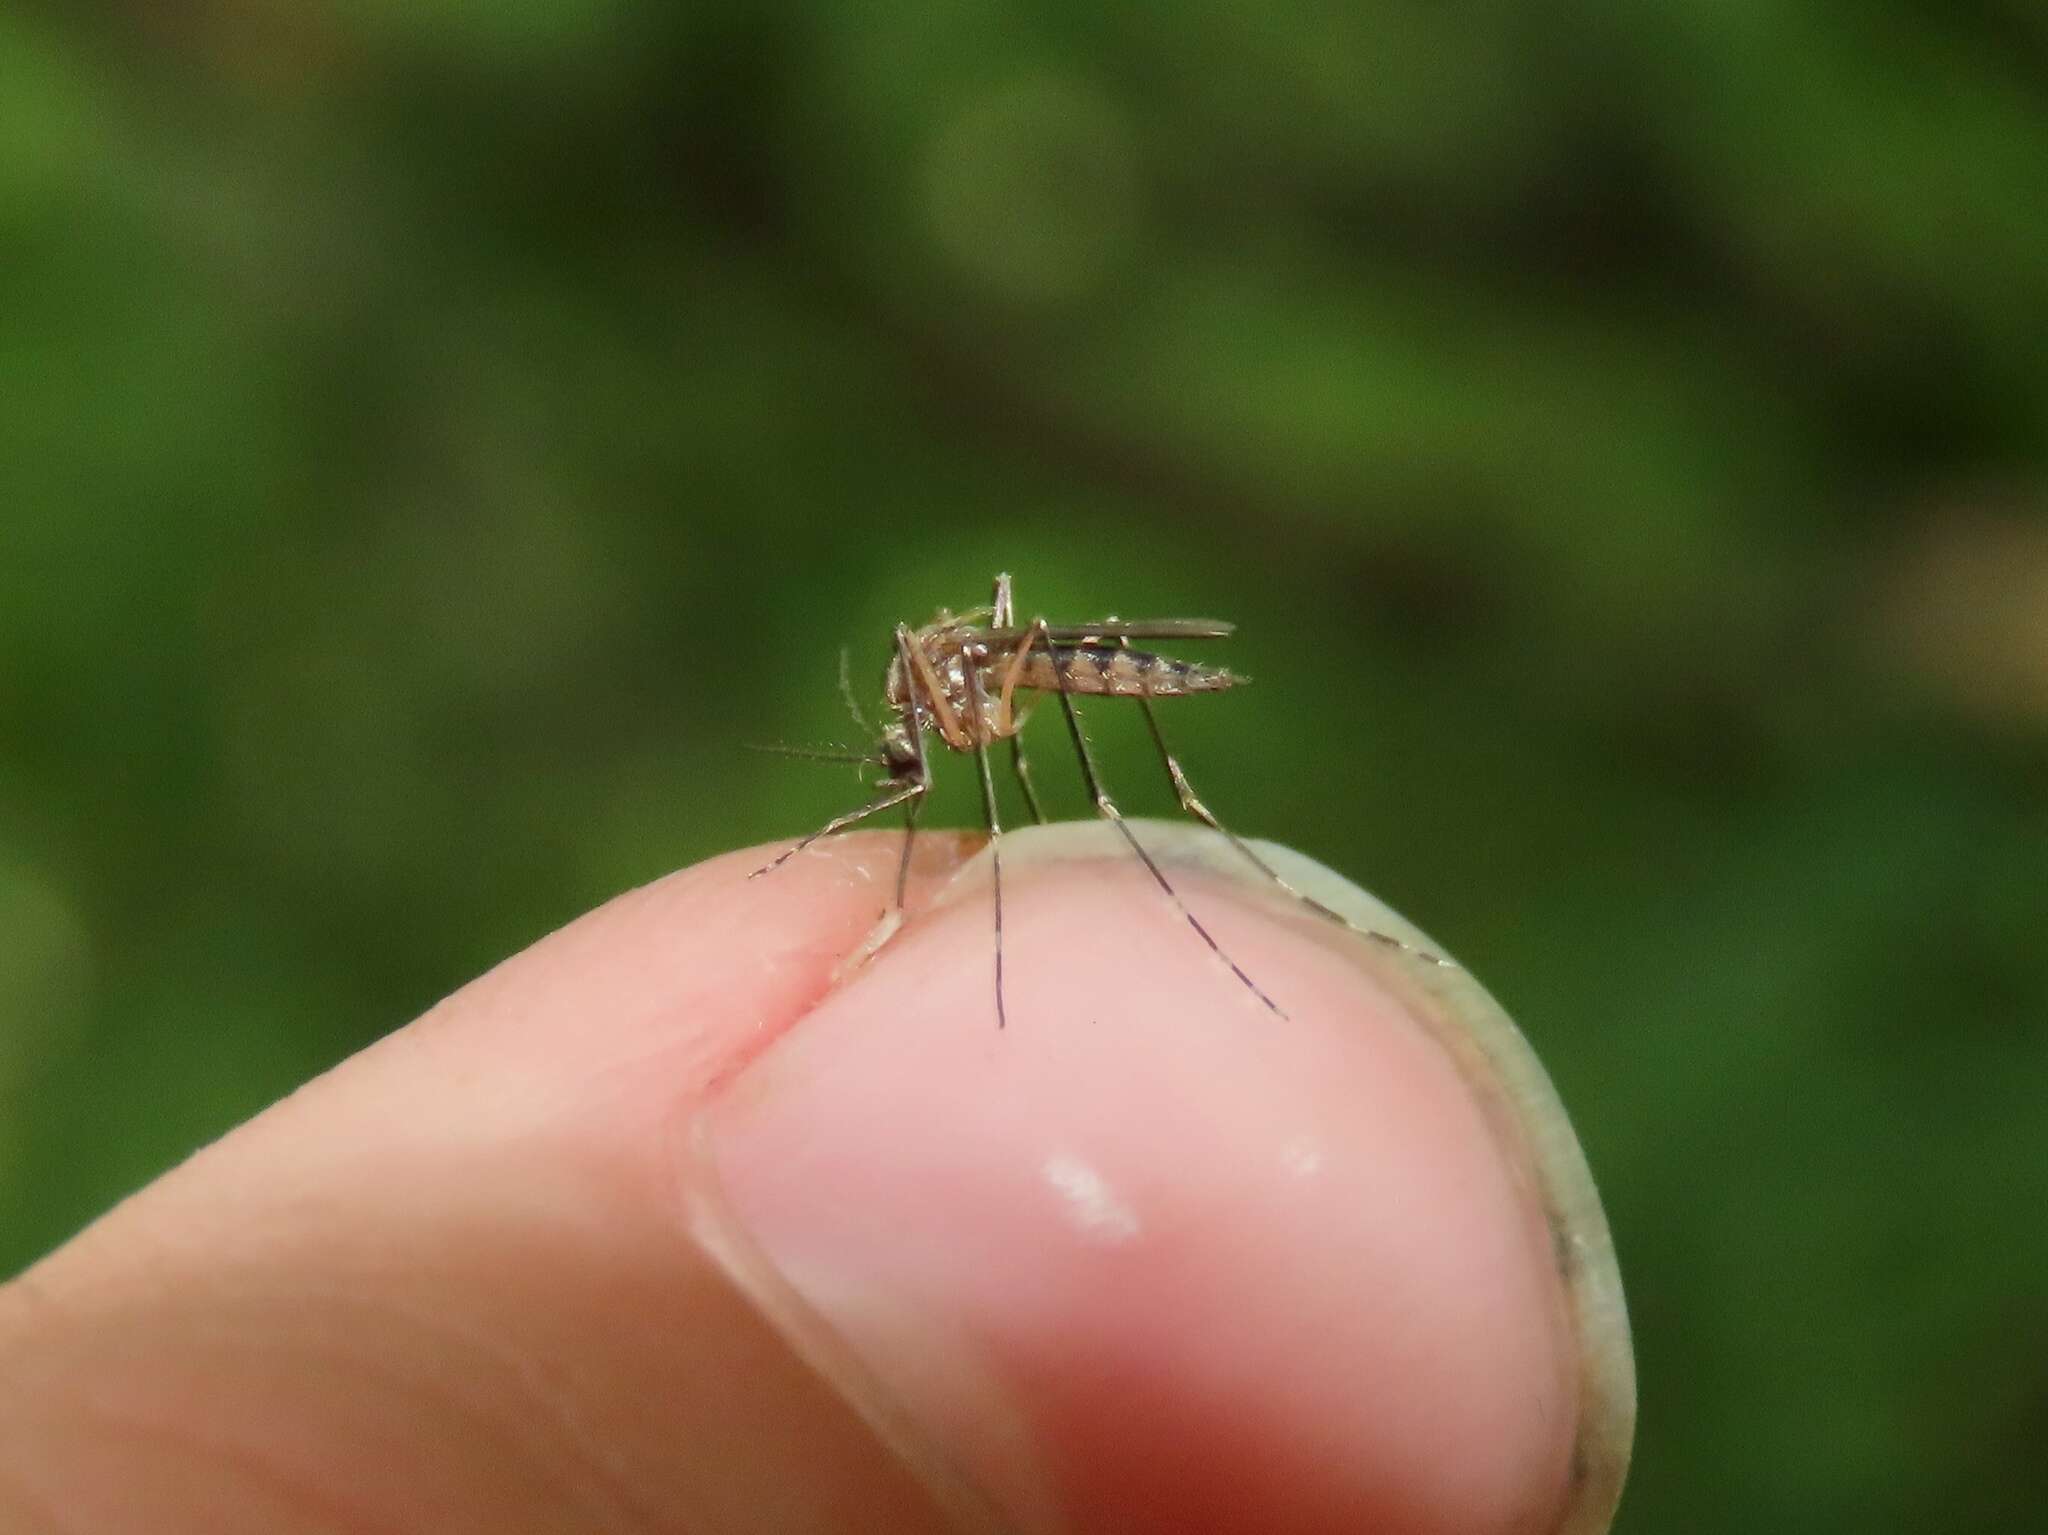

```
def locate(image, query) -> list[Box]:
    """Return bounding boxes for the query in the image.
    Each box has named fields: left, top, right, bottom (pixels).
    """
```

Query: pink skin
left=0, top=829, right=1577, bottom=1535
left=710, top=831, right=1577, bottom=1535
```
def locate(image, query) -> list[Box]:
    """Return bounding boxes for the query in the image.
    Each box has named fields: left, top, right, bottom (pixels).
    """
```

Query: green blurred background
left=3, top=2, right=2046, bottom=1529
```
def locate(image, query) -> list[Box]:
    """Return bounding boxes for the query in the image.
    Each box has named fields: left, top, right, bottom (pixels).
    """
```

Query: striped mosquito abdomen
left=1015, top=645, right=1240, bottom=698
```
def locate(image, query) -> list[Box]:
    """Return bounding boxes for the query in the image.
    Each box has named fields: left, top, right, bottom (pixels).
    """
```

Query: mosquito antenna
left=837, top=646, right=871, bottom=734
left=743, top=741, right=882, bottom=766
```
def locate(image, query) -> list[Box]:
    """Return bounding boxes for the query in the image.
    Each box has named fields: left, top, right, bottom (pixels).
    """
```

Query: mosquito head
left=880, top=718, right=920, bottom=779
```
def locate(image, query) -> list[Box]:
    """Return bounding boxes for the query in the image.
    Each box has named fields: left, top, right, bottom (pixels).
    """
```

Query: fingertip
left=705, top=822, right=1623, bottom=1535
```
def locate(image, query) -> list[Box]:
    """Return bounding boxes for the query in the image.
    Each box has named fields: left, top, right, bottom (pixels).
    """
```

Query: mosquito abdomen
left=1016, top=646, right=1240, bottom=697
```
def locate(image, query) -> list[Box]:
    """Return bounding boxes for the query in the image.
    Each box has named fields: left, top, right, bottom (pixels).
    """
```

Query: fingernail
left=703, top=821, right=1633, bottom=1535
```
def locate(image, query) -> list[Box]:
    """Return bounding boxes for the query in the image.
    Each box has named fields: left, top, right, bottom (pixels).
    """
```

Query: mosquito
left=750, top=573, right=1448, bottom=1026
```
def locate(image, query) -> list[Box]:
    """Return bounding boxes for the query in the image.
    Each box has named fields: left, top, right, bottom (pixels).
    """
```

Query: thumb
left=0, top=823, right=1633, bottom=1535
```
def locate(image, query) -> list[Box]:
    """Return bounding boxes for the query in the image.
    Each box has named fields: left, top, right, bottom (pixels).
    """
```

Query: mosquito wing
left=975, top=618, right=1236, bottom=644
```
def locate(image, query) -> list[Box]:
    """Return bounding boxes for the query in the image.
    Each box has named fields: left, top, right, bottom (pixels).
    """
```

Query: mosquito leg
left=994, top=613, right=1042, bottom=728
left=748, top=777, right=928, bottom=879
left=988, top=580, right=1047, bottom=823
left=1115, top=639, right=1451, bottom=967
left=894, top=767, right=927, bottom=906
left=965, top=660, right=1008, bottom=1027
left=1023, top=619, right=1286, bottom=1018
left=1008, top=729, right=1047, bottom=824
left=892, top=627, right=935, bottom=908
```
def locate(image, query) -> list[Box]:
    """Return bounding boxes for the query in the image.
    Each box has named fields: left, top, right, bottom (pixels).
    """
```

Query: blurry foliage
left=2, top=2, right=2046, bottom=1530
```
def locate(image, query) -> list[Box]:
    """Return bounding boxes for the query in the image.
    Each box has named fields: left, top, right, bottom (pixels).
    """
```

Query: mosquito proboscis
left=750, top=573, right=1450, bottom=1025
